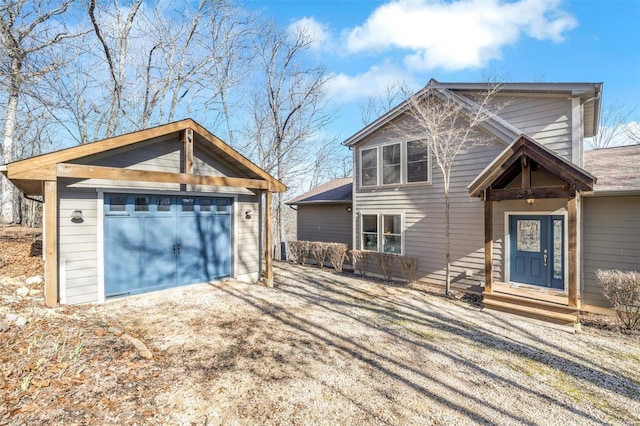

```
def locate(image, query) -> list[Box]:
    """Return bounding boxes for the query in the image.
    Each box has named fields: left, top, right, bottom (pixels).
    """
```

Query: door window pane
left=181, top=198, right=195, bottom=212
left=516, top=220, right=540, bottom=252
left=383, top=144, right=401, bottom=185
left=361, top=148, right=377, bottom=186
left=362, top=214, right=378, bottom=251
left=200, top=199, right=212, bottom=212
left=135, top=196, right=150, bottom=212
left=109, top=195, right=127, bottom=212
left=216, top=198, right=230, bottom=213
left=553, top=219, right=563, bottom=280
left=407, top=140, right=429, bottom=183
left=382, top=214, right=402, bottom=254
left=157, top=197, right=172, bottom=212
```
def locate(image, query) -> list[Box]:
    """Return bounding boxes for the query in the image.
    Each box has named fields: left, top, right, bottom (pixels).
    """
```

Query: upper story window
left=361, top=147, right=378, bottom=186
left=360, top=141, right=430, bottom=188
left=407, top=140, right=429, bottom=183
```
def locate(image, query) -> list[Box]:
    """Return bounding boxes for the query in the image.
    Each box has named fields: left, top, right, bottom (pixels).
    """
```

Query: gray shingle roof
left=287, top=178, right=352, bottom=205
left=584, top=145, right=640, bottom=193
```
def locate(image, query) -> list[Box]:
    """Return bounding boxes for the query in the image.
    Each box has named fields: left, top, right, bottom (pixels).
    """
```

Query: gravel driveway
left=4, top=262, right=639, bottom=425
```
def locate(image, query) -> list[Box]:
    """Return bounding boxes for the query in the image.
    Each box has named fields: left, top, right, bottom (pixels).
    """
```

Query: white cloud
left=288, top=17, right=330, bottom=50
left=328, top=61, right=416, bottom=102
left=346, top=0, right=577, bottom=71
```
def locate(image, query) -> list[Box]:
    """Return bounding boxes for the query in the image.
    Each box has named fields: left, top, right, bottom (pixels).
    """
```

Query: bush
left=289, top=241, right=309, bottom=265
left=350, top=250, right=372, bottom=277
left=371, top=252, right=396, bottom=282
left=309, top=242, right=329, bottom=269
left=326, top=243, right=348, bottom=273
left=596, top=269, right=640, bottom=331
left=398, top=255, right=418, bottom=284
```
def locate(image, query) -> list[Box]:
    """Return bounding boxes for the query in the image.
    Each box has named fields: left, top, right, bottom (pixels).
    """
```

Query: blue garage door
left=104, top=194, right=232, bottom=297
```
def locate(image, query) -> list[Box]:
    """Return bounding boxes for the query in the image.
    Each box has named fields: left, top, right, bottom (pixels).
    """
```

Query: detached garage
left=1, top=119, right=285, bottom=306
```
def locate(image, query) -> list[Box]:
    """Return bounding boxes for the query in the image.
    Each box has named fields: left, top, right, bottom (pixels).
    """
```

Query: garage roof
left=2, top=119, right=286, bottom=195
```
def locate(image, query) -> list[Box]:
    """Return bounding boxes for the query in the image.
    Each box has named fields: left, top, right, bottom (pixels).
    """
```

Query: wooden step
left=484, top=292, right=579, bottom=316
left=483, top=298, right=579, bottom=328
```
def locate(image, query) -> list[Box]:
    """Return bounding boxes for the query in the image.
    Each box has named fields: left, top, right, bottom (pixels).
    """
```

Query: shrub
left=350, top=250, right=372, bottom=277
left=309, top=242, right=329, bottom=269
left=327, top=243, right=348, bottom=273
left=596, top=269, right=640, bottom=331
left=371, top=252, right=396, bottom=282
left=398, top=255, right=418, bottom=284
left=289, top=241, right=309, bottom=265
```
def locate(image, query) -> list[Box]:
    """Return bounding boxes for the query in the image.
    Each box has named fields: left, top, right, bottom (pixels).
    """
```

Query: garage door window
left=216, top=198, right=230, bottom=213
left=135, top=196, right=150, bottom=212
left=200, top=199, right=212, bottom=212
left=157, top=196, right=172, bottom=212
left=181, top=198, right=195, bottom=212
left=109, top=195, right=127, bottom=212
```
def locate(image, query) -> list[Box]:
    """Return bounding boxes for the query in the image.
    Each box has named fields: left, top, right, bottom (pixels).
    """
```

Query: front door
left=509, top=215, right=564, bottom=289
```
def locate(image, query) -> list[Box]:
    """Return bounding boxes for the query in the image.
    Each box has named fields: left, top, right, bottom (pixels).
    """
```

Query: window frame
left=359, top=212, right=404, bottom=255
left=360, top=146, right=379, bottom=187
left=359, top=141, right=431, bottom=189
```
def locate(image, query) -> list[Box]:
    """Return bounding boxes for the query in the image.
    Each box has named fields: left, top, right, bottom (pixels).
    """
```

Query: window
left=109, top=195, right=127, bottom=212
left=157, top=197, right=172, bottom=212
left=362, top=214, right=378, bottom=251
left=382, top=143, right=401, bottom=185
left=407, top=140, right=429, bottom=183
left=181, top=198, right=195, bottom=212
left=134, top=196, right=150, bottom=212
left=200, top=199, right=212, bottom=212
left=382, top=214, right=402, bottom=254
left=361, top=148, right=378, bottom=186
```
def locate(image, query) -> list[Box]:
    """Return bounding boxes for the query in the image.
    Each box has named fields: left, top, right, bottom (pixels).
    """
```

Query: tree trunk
left=444, top=190, right=451, bottom=295
left=1, top=62, right=21, bottom=224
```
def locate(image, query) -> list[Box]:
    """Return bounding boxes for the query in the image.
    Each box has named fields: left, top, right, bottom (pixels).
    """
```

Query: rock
left=29, top=289, right=41, bottom=296
left=108, top=326, right=124, bottom=337
left=121, top=334, right=153, bottom=360
left=25, top=276, right=43, bottom=286
left=2, top=295, right=17, bottom=304
left=0, top=320, right=9, bottom=332
left=14, top=317, right=27, bottom=327
left=16, top=287, right=29, bottom=297
left=5, top=313, right=18, bottom=323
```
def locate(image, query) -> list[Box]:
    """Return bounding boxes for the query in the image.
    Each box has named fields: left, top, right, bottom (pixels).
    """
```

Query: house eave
left=286, top=200, right=352, bottom=206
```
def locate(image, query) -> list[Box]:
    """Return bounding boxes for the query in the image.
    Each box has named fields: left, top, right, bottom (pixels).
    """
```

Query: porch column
left=43, top=180, right=58, bottom=307
left=263, top=190, right=274, bottom=287
left=484, top=199, right=493, bottom=293
left=567, top=196, right=579, bottom=308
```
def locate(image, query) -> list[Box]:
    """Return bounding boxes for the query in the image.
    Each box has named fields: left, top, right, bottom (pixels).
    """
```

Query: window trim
left=360, top=146, right=379, bottom=188
left=359, top=211, right=404, bottom=255
left=359, top=141, right=431, bottom=189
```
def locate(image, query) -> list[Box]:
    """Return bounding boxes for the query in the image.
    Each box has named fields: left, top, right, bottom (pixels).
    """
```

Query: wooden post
left=567, top=196, right=579, bottom=308
left=521, top=156, right=531, bottom=189
left=43, top=180, right=58, bottom=307
left=484, top=199, right=493, bottom=294
left=183, top=128, right=194, bottom=174
left=263, top=191, right=274, bottom=287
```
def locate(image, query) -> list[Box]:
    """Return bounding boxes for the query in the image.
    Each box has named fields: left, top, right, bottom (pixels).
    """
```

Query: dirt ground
left=1, top=227, right=639, bottom=425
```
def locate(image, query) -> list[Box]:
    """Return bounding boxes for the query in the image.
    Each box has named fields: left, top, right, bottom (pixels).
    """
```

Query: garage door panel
left=105, top=216, right=143, bottom=297
left=143, top=215, right=177, bottom=290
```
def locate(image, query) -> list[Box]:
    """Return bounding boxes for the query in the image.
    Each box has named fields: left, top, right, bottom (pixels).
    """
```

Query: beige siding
left=582, top=196, right=640, bottom=308
left=58, top=185, right=99, bottom=304
left=235, top=193, right=261, bottom=278
left=492, top=94, right=574, bottom=161
left=297, top=204, right=353, bottom=248
left=355, top=134, right=505, bottom=288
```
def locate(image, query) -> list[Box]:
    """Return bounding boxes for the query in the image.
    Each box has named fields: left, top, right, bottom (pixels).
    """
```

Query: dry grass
left=2, top=257, right=640, bottom=424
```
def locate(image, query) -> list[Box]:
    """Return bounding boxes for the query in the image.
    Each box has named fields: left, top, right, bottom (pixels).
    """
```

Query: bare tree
left=0, top=0, right=75, bottom=223
left=624, top=122, right=640, bottom=144
left=244, top=20, right=333, bottom=258
left=396, top=80, right=502, bottom=295
left=358, top=82, right=405, bottom=126
left=586, top=100, right=636, bottom=149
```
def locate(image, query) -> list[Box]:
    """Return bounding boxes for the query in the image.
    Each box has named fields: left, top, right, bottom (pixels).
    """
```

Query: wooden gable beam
left=183, top=128, right=194, bottom=174
left=56, top=163, right=271, bottom=190
left=43, top=180, right=58, bottom=307
left=486, top=185, right=572, bottom=201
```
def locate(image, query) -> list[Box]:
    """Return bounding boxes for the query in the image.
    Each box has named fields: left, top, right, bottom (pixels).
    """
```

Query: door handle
left=543, top=249, right=548, bottom=267
left=176, top=244, right=181, bottom=254
left=172, top=244, right=177, bottom=255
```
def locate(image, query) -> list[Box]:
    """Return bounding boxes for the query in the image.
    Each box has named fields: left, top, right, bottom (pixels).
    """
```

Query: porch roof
left=468, top=135, right=596, bottom=199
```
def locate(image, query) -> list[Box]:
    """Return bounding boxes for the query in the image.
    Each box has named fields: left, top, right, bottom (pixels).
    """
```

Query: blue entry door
left=509, top=215, right=564, bottom=289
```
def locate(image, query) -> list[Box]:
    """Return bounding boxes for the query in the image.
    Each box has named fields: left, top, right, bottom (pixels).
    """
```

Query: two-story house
left=335, top=79, right=639, bottom=329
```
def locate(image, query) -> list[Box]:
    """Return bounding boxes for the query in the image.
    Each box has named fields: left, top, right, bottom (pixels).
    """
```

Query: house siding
left=582, top=196, right=640, bottom=308
left=355, top=131, right=505, bottom=288
left=297, top=204, right=353, bottom=248
left=490, top=94, right=574, bottom=162
left=57, top=139, right=262, bottom=304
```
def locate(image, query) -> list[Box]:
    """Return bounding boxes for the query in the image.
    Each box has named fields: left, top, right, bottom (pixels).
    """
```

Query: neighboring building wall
left=582, top=195, right=640, bottom=309
left=297, top=204, right=353, bottom=248
left=57, top=138, right=262, bottom=304
left=354, top=125, right=505, bottom=288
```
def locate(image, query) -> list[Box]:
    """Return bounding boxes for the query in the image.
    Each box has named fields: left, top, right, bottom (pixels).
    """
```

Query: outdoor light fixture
left=527, top=198, right=535, bottom=205
left=346, top=206, right=352, bottom=212
left=245, top=210, right=252, bottom=220
left=71, top=209, right=84, bottom=223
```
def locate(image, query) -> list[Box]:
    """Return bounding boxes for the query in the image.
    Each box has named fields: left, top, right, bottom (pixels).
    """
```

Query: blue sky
left=247, top=0, right=640, bottom=141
